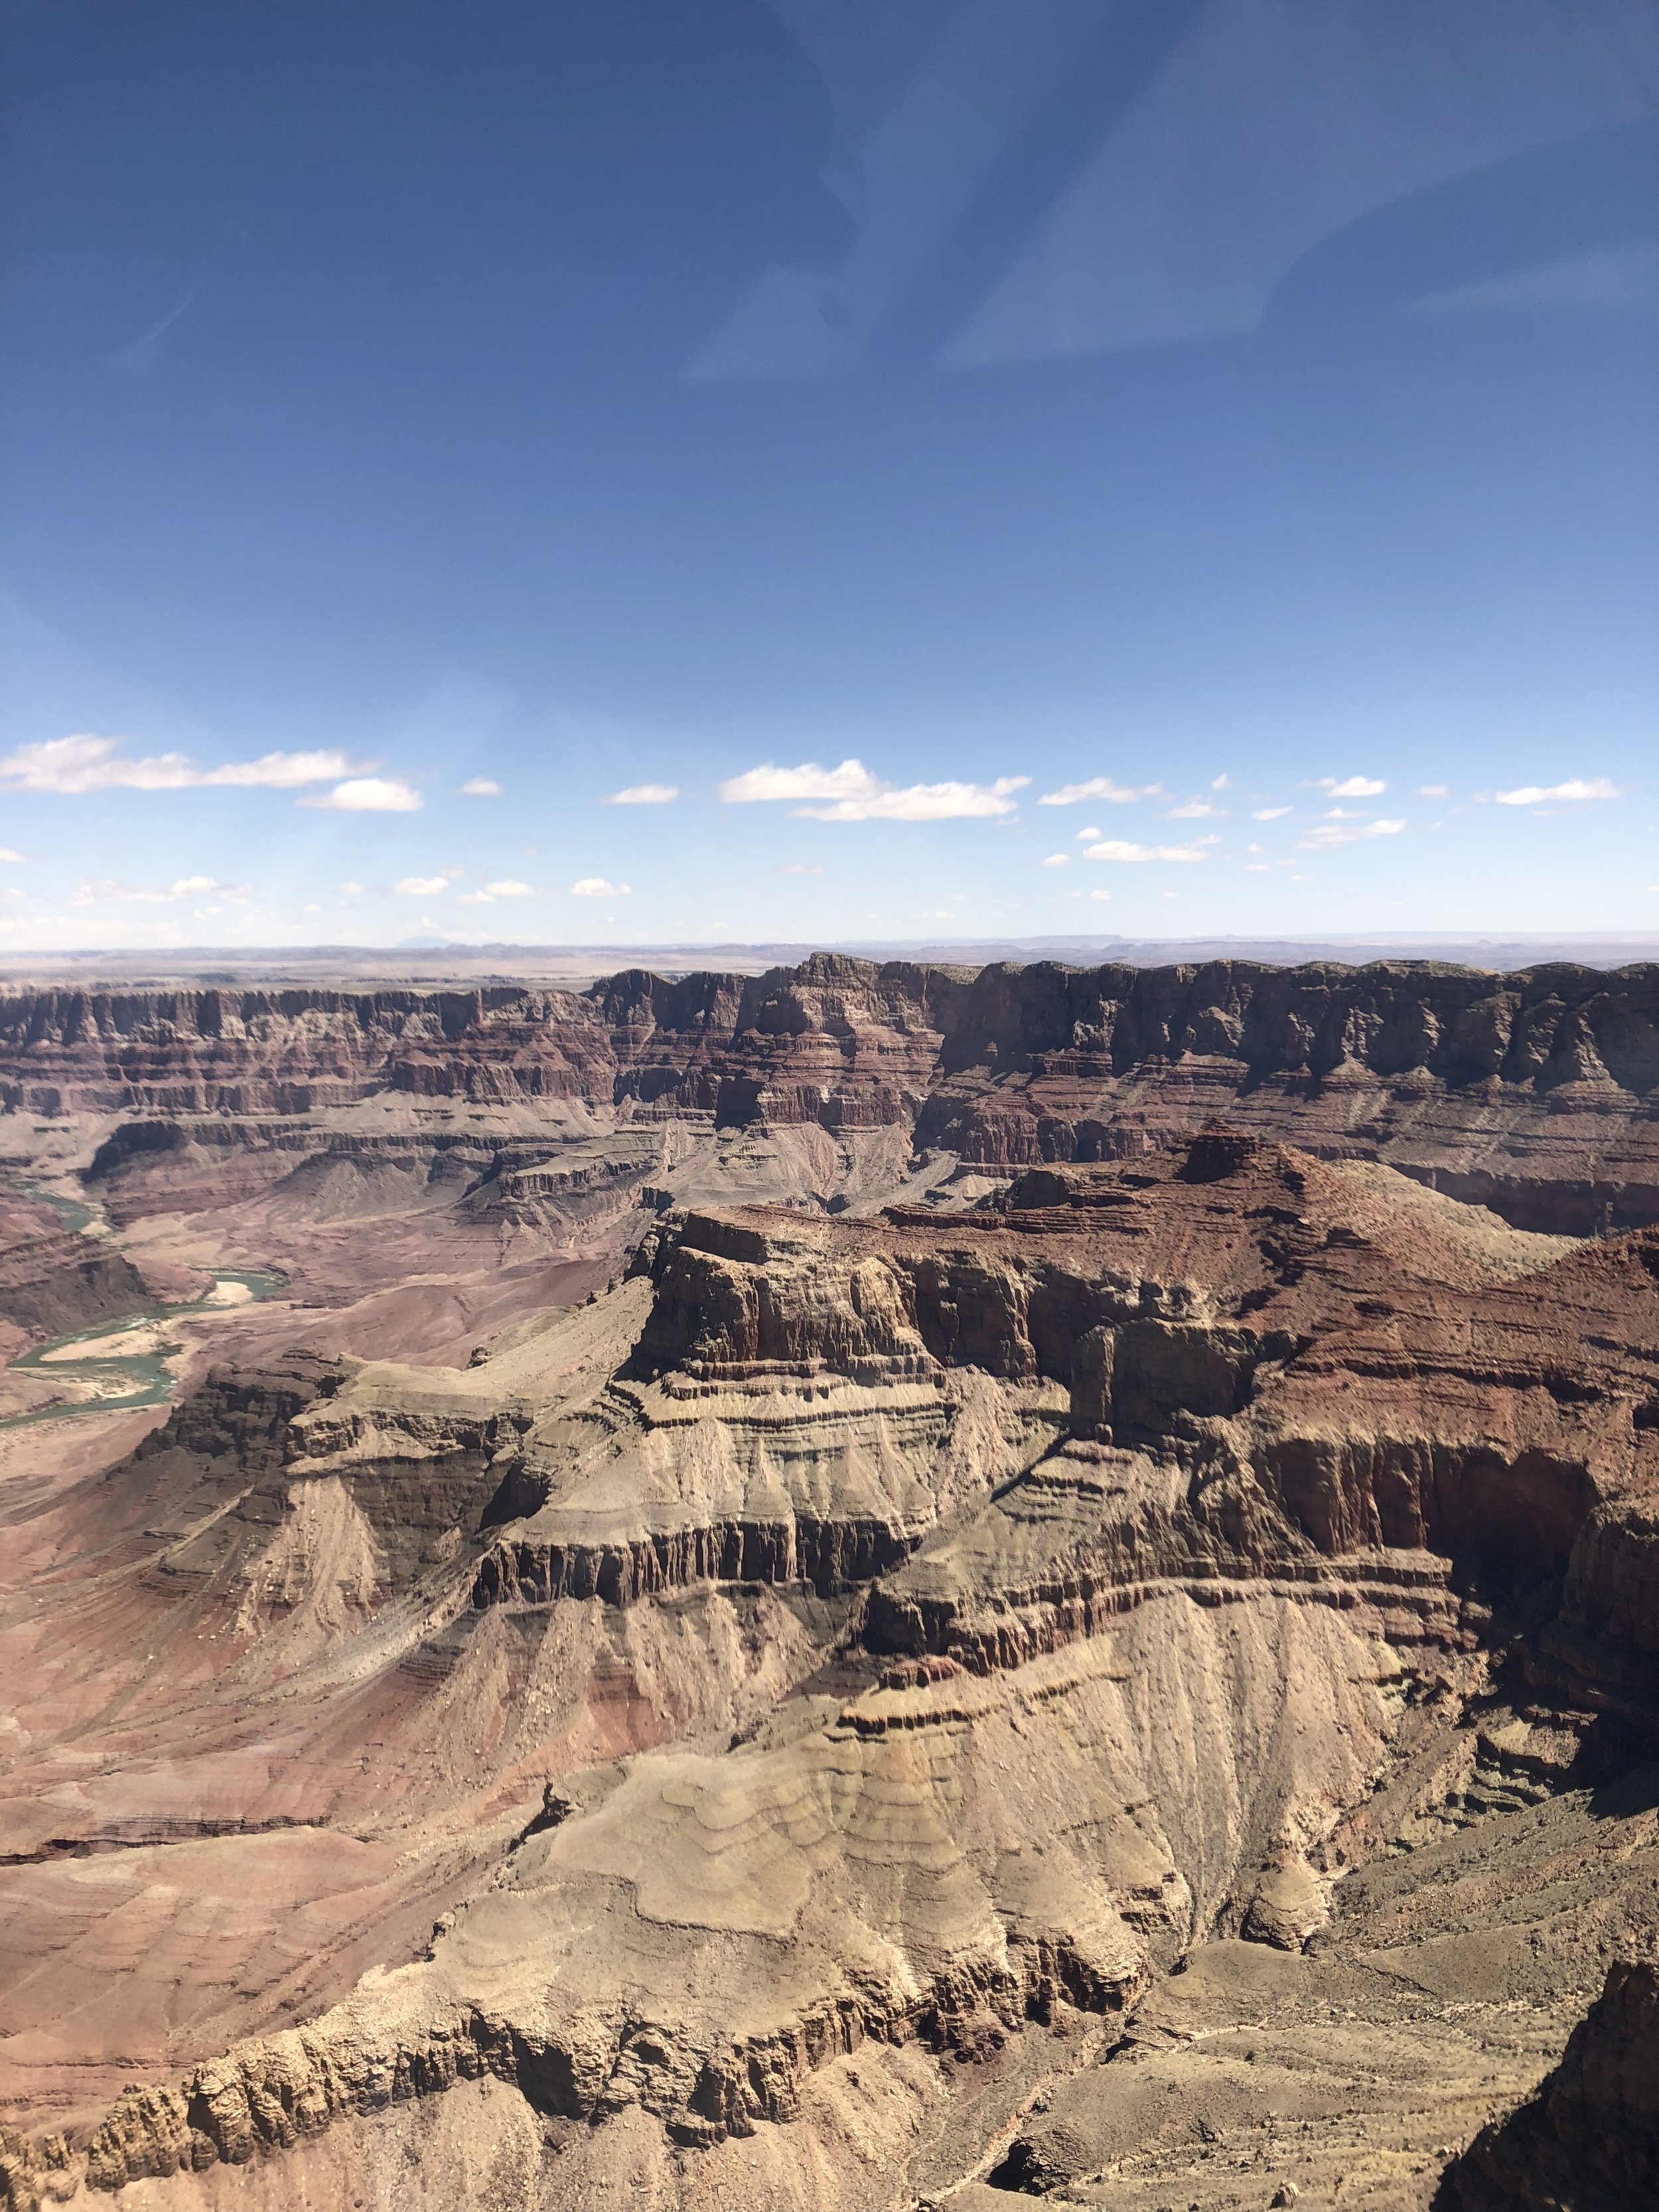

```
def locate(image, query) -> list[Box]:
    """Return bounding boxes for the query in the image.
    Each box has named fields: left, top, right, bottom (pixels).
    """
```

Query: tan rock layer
left=0, top=1927, right=1133, bottom=2207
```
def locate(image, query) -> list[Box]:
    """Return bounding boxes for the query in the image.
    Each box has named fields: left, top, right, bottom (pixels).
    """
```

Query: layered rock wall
left=5, top=956, right=1659, bottom=1228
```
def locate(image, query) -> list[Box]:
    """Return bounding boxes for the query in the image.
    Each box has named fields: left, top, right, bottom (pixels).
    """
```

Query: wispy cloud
left=301, top=776, right=422, bottom=813
left=1037, top=776, right=1162, bottom=806
left=1298, top=817, right=1406, bottom=849
left=569, top=877, right=631, bottom=897
left=111, top=290, right=197, bottom=373
left=1251, top=805, right=1291, bottom=821
left=70, top=874, right=248, bottom=907
left=602, top=782, right=679, bottom=805
left=1417, top=784, right=1450, bottom=797
left=0, top=848, right=23, bottom=863
left=1493, top=777, right=1620, bottom=805
left=1, top=734, right=370, bottom=795
left=1040, top=853, right=1070, bottom=867
left=1315, top=774, right=1387, bottom=797
left=1211, top=773, right=1230, bottom=790
left=1081, top=836, right=1218, bottom=863
left=459, top=777, right=501, bottom=797
left=1165, top=799, right=1225, bottom=819
left=393, top=875, right=451, bottom=897
left=720, top=758, right=1026, bottom=821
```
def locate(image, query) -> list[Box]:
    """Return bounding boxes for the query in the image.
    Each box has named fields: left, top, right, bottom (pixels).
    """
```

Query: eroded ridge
left=4, top=1135, right=1659, bottom=2209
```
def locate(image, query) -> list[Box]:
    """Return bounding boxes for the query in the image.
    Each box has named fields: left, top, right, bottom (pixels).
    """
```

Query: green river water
left=3, top=1179, right=286, bottom=1429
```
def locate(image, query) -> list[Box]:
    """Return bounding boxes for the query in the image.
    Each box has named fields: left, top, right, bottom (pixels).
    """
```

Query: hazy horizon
left=3, top=926, right=1658, bottom=993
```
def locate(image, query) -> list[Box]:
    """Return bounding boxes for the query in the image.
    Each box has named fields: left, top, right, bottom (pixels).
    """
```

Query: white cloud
left=338, top=879, right=365, bottom=895
left=205, top=753, right=362, bottom=789
left=1418, top=784, right=1450, bottom=797
left=1315, top=774, right=1387, bottom=797
left=1081, top=836, right=1218, bottom=863
left=1088, top=887, right=1112, bottom=901
left=1298, top=817, right=1407, bottom=849
left=394, top=875, right=451, bottom=897
left=1251, top=806, right=1291, bottom=821
left=602, top=782, right=679, bottom=805
left=1040, top=853, right=1070, bottom=868
left=0, top=848, right=22, bottom=862
left=1211, top=773, right=1230, bottom=790
left=719, top=759, right=879, bottom=804
left=1493, top=777, right=1620, bottom=805
left=569, top=877, right=631, bottom=897
left=301, top=776, right=422, bottom=812
left=807, top=779, right=1028, bottom=822
left=718, top=757, right=1025, bottom=821
left=1037, top=776, right=1162, bottom=806
left=1165, top=799, right=1225, bottom=819
left=0, top=734, right=368, bottom=795
left=457, top=880, right=536, bottom=904
left=1074, top=826, right=1102, bottom=841
left=459, top=777, right=501, bottom=797
left=776, top=862, right=824, bottom=875
left=1323, top=806, right=1364, bottom=819
left=70, top=873, right=247, bottom=906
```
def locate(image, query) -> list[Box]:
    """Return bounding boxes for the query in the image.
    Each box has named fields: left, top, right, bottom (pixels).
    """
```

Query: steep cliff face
left=4, top=956, right=1659, bottom=1232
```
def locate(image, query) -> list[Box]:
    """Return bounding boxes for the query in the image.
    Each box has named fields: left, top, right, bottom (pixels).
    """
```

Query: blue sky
left=2, top=0, right=1656, bottom=950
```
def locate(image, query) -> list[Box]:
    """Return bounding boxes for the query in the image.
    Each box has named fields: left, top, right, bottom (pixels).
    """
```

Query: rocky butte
left=0, top=954, right=1656, bottom=2212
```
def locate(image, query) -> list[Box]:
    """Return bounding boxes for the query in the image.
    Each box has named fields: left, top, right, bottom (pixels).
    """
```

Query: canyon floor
left=2, top=956, right=1658, bottom=2212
